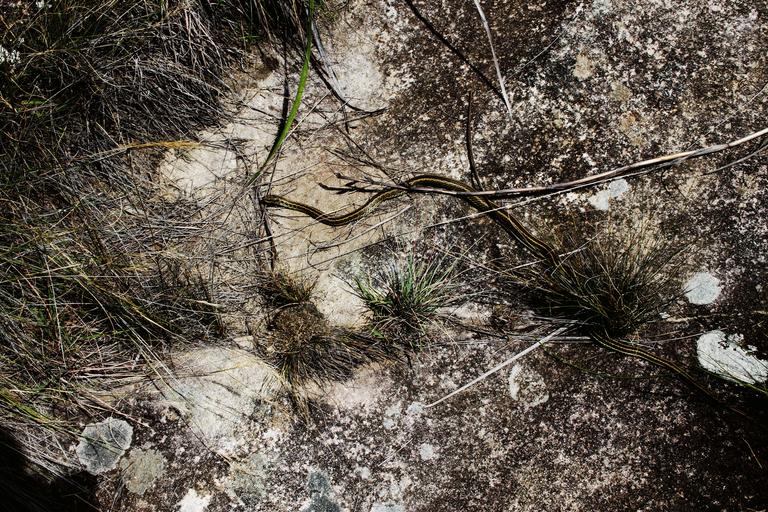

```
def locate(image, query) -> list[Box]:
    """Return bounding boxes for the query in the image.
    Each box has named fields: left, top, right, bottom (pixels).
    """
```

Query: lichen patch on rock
left=77, top=418, right=134, bottom=476
left=120, top=449, right=165, bottom=495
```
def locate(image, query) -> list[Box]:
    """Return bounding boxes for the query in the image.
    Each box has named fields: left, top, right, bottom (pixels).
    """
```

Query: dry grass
left=255, top=266, right=318, bottom=307
left=0, top=0, right=311, bottom=502
left=252, top=267, right=398, bottom=404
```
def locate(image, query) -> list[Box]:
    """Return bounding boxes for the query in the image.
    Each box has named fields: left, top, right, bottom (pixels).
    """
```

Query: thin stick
left=332, top=127, right=768, bottom=198
left=704, top=131, right=768, bottom=175
left=424, top=325, right=570, bottom=408
left=473, top=0, right=514, bottom=122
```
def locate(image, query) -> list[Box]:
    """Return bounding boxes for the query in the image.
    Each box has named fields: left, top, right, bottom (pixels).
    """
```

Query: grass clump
left=0, top=199, right=220, bottom=487
left=263, top=303, right=389, bottom=389
left=256, top=266, right=318, bottom=307
left=353, top=241, right=472, bottom=350
left=253, top=268, right=395, bottom=402
left=0, top=0, right=310, bottom=496
left=522, top=218, right=687, bottom=338
left=2, top=1, right=234, bottom=177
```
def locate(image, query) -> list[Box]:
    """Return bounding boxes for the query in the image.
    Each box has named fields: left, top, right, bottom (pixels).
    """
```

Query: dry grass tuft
left=262, top=303, right=390, bottom=387
left=255, top=267, right=318, bottom=307
left=253, top=274, right=397, bottom=405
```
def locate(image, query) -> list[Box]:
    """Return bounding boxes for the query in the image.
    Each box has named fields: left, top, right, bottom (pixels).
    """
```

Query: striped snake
left=263, top=173, right=744, bottom=415
left=263, top=174, right=561, bottom=269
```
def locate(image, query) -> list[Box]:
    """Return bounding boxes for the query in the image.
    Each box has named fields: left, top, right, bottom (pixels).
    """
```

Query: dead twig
left=327, top=127, right=768, bottom=198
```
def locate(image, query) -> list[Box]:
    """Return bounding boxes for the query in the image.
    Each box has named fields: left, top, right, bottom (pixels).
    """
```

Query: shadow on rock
left=0, top=425, right=100, bottom=512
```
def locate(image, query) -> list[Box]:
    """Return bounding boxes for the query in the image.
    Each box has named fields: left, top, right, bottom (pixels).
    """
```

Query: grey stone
left=76, top=417, right=133, bottom=475
left=302, top=471, right=341, bottom=512
left=120, top=448, right=165, bottom=495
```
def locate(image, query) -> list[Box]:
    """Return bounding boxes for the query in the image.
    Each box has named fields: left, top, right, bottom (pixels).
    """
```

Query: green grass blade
left=248, top=0, right=315, bottom=185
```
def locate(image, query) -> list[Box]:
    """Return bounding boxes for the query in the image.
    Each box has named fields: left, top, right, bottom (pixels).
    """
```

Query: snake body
left=263, top=174, right=562, bottom=270
left=263, top=174, right=740, bottom=413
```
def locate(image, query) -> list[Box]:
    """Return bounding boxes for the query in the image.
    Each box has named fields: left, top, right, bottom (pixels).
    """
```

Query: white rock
left=419, top=443, right=438, bottom=460
left=177, top=488, right=212, bottom=512
left=588, top=179, right=629, bottom=210
left=697, top=330, right=768, bottom=384
left=684, top=272, right=721, bottom=304
left=508, top=364, right=549, bottom=409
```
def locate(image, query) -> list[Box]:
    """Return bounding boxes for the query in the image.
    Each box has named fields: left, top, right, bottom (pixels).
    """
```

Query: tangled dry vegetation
left=252, top=268, right=398, bottom=404
left=0, top=0, right=314, bottom=505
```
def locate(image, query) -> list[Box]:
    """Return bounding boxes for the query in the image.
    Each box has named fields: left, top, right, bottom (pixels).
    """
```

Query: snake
left=263, top=174, right=562, bottom=270
left=263, top=173, right=747, bottom=416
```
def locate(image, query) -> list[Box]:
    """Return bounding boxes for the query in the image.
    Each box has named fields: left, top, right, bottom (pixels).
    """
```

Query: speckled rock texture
left=93, top=0, right=767, bottom=510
